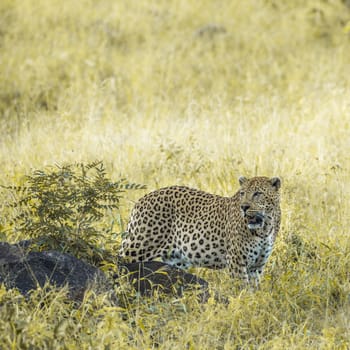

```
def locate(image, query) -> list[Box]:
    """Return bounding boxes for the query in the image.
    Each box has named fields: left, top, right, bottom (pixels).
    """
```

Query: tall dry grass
left=1, top=0, right=350, bottom=348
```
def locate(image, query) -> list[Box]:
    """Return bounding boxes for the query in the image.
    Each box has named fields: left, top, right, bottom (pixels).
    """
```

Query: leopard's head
left=238, top=176, right=281, bottom=231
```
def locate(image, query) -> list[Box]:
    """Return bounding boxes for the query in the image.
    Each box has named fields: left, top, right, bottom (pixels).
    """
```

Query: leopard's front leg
left=226, top=253, right=250, bottom=287
left=227, top=251, right=266, bottom=290
left=247, top=265, right=264, bottom=290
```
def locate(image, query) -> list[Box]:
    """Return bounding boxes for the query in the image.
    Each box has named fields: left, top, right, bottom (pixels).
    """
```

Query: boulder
left=118, top=261, right=209, bottom=303
left=0, top=242, right=109, bottom=302
left=0, top=242, right=210, bottom=303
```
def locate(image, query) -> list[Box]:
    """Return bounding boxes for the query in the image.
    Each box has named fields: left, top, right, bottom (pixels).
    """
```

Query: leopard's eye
left=253, top=191, right=262, bottom=199
left=240, top=191, right=245, bottom=197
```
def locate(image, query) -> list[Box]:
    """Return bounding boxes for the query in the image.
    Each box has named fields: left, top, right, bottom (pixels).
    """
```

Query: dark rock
left=0, top=242, right=210, bottom=303
left=118, top=261, right=210, bottom=303
left=0, top=242, right=110, bottom=302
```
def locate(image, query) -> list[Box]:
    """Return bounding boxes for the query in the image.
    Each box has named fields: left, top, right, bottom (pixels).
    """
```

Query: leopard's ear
left=270, top=177, right=281, bottom=190
left=239, top=176, right=248, bottom=186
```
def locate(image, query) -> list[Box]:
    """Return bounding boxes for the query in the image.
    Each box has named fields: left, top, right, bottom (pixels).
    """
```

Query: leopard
left=119, top=176, right=281, bottom=286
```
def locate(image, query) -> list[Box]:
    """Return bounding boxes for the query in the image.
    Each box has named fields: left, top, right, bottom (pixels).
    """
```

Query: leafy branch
left=2, top=161, right=146, bottom=263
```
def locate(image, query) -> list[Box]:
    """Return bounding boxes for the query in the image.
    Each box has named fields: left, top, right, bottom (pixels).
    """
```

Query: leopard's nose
left=241, top=204, right=250, bottom=213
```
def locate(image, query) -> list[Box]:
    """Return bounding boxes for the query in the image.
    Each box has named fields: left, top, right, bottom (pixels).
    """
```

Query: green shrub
left=2, top=161, right=145, bottom=263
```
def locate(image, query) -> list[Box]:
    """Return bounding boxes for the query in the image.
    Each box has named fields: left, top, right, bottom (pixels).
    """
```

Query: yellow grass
left=1, top=0, right=350, bottom=348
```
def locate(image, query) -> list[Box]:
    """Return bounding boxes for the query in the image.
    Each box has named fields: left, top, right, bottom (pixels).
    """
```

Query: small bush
left=2, top=161, right=145, bottom=263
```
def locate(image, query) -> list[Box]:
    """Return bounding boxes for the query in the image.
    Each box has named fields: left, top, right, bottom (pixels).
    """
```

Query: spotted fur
left=119, top=176, right=281, bottom=285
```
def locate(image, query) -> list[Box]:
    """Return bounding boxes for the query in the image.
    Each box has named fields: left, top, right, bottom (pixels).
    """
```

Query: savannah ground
left=1, top=0, right=350, bottom=348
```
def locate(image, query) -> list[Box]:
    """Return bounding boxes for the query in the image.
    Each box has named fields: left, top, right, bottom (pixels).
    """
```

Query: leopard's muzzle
left=246, top=212, right=265, bottom=230
left=241, top=204, right=265, bottom=230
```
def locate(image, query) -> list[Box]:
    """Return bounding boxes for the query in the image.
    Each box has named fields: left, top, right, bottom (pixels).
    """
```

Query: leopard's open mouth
left=246, top=213, right=265, bottom=230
